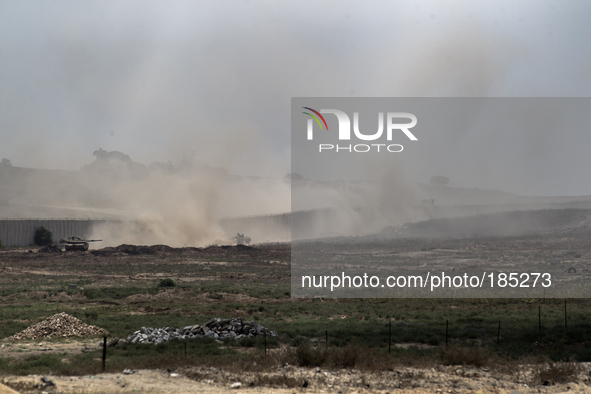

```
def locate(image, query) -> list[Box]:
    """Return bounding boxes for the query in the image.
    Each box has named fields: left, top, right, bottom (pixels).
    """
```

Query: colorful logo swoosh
left=302, top=107, right=329, bottom=131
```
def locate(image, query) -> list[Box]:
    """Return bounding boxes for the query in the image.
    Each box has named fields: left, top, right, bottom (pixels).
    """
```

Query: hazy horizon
left=2, top=0, right=591, bottom=202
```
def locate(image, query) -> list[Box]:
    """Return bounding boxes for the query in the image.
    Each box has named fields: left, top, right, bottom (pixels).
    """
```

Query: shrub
left=439, top=345, right=489, bottom=367
left=334, top=338, right=361, bottom=368
left=158, top=278, right=176, bottom=288
left=533, top=360, right=581, bottom=385
left=295, top=342, right=326, bottom=367
left=34, top=226, right=53, bottom=246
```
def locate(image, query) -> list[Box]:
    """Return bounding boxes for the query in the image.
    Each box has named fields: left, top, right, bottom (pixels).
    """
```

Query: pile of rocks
left=8, top=312, right=107, bottom=340
left=126, top=318, right=277, bottom=345
left=39, top=244, right=62, bottom=253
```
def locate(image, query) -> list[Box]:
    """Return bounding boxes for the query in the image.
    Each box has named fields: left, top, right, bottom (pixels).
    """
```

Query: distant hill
left=3, top=157, right=591, bottom=223
left=381, top=208, right=591, bottom=239
left=417, top=183, right=591, bottom=207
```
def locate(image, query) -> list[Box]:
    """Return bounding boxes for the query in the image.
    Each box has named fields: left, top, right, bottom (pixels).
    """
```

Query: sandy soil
left=2, top=365, right=591, bottom=394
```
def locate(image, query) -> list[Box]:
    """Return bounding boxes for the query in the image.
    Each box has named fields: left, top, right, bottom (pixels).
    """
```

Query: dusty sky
left=1, top=0, right=590, bottom=195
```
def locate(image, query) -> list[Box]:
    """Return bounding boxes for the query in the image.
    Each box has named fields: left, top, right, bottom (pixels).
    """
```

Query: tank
left=59, top=236, right=102, bottom=252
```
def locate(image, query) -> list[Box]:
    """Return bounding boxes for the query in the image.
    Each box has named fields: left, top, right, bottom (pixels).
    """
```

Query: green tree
left=34, top=226, right=53, bottom=246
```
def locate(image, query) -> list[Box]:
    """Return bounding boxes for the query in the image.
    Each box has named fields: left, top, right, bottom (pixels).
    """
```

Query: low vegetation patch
left=532, top=359, right=582, bottom=386
left=439, top=345, right=490, bottom=367
left=157, top=278, right=176, bottom=288
left=1, top=241, right=591, bottom=380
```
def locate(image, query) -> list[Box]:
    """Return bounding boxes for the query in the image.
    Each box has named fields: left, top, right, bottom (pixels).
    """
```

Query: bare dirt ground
left=2, top=364, right=591, bottom=394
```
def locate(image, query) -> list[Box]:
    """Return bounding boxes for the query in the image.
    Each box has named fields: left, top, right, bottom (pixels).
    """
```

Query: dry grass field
left=2, top=210, right=591, bottom=392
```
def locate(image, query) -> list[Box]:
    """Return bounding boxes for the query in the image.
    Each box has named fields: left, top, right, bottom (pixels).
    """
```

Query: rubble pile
left=90, top=244, right=161, bottom=256
left=8, top=312, right=107, bottom=341
left=39, top=244, right=62, bottom=253
left=126, top=318, right=277, bottom=345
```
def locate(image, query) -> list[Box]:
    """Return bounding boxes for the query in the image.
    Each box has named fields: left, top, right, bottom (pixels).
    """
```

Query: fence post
left=184, top=341, right=187, bottom=359
left=264, top=330, right=267, bottom=356
left=445, top=320, right=448, bottom=349
left=325, top=330, right=328, bottom=351
left=539, top=306, right=542, bottom=336
left=388, top=321, right=392, bottom=354
left=497, top=321, right=501, bottom=346
left=102, top=336, right=107, bottom=372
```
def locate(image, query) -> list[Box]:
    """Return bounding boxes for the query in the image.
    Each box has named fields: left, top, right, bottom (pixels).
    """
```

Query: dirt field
left=2, top=213, right=591, bottom=393
left=2, top=364, right=591, bottom=393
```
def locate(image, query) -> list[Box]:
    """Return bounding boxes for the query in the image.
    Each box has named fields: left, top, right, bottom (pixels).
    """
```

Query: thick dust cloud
left=2, top=1, right=591, bottom=245
left=83, top=150, right=293, bottom=246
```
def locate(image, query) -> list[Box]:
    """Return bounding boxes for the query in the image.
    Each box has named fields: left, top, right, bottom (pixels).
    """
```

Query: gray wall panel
left=0, top=220, right=102, bottom=247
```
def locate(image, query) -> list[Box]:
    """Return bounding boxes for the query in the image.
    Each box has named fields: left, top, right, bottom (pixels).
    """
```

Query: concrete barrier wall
left=0, top=216, right=295, bottom=247
left=0, top=210, right=327, bottom=247
left=0, top=220, right=111, bottom=247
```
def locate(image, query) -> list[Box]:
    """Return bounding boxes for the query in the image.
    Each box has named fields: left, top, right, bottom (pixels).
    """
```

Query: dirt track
left=0, top=369, right=589, bottom=394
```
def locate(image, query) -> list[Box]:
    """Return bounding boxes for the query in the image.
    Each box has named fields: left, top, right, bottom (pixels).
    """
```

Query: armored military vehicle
left=59, top=236, right=102, bottom=251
